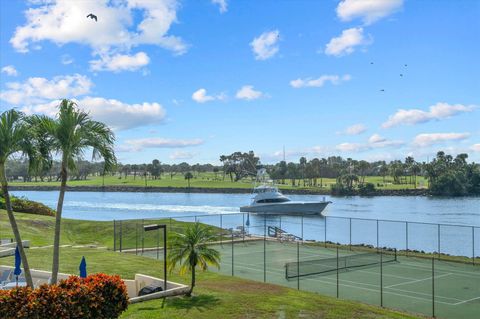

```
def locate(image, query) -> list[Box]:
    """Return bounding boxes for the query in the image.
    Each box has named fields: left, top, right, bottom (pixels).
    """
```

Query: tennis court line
left=222, top=261, right=460, bottom=306
left=223, top=260, right=462, bottom=304
left=452, top=296, right=480, bottom=305
left=390, top=260, right=480, bottom=278
left=385, top=273, right=453, bottom=288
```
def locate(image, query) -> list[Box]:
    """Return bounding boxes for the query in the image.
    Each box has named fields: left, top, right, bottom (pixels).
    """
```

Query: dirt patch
left=200, top=277, right=285, bottom=294
left=27, top=220, right=52, bottom=228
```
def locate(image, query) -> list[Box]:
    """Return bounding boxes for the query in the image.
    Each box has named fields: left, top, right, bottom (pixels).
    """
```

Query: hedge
left=0, top=195, right=55, bottom=216
left=0, top=273, right=128, bottom=319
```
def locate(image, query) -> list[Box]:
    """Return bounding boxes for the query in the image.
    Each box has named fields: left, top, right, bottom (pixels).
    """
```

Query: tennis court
left=139, top=238, right=480, bottom=319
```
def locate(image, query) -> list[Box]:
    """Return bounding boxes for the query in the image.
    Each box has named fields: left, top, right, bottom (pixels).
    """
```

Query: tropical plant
left=184, top=171, right=194, bottom=188
left=33, top=99, right=116, bottom=283
left=167, top=222, right=220, bottom=296
left=0, top=109, right=41, bottom=287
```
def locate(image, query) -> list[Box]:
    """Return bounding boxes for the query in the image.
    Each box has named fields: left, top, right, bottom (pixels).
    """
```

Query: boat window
left=256, top=198, right=290, bottom=203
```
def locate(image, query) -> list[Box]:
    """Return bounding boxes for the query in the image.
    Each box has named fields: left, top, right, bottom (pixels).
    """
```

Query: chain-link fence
left=114, top=213, right=480, bottom=318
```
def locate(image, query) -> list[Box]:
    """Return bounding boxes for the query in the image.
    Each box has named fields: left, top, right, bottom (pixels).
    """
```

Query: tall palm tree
left=0, top=109, right=42, bottom=288
left=34, top=99, right=116, bottom=283
left=184, top=171, right=194, bottom=188
left=168, top=222, right=220, bottom=296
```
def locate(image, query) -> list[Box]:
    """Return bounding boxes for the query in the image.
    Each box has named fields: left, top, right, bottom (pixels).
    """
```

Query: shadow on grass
left=168, top=294, right=220, bottom=313
left=133, top=294, right=220, bottom=314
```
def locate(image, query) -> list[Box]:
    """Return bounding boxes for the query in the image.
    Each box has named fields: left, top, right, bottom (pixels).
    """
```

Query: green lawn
left=9, top=173, right=428, bottom=191
left=0, top=247, right=422, bottom=319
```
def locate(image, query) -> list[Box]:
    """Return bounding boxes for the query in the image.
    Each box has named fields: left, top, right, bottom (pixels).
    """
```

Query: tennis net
left=285, top=250, right=397, bottom=279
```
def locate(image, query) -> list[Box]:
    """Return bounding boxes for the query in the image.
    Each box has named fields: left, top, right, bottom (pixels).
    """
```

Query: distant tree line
left=5, top=150, right=480, bottom=196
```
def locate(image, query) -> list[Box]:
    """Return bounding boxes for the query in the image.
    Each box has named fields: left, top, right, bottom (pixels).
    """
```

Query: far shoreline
left=9, top=185, right=430, bottom=196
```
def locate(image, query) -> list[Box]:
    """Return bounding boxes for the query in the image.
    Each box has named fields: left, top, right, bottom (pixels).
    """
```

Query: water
left=10, top=191, right=480, bottom=257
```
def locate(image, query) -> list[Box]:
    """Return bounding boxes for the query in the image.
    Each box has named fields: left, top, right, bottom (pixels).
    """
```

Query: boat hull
left=240, top=201, right=330, bottom=215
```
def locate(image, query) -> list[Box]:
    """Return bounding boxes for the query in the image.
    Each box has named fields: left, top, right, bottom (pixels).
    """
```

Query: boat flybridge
left=240, top=169, right=331, bottom=215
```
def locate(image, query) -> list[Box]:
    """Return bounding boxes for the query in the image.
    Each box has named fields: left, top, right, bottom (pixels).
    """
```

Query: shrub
left=0, top=273, right=128, bottom=319
left=358, top=182, right=376, bottom=196
left=0, top=195, right=55, bottom=216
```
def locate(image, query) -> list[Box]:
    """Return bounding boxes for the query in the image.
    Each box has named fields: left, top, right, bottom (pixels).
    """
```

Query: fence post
left=220, top=214, right=223, bottom=247
left=376, top=219, right=379, bottom=252
left=437, top=224, right=441, bottom=260
left=380, top=250, right=383, bottom=307
left=231, top=232, right=234, bottom=276
left=119, top=220, right=123, bottom=252
left=264, top=214, right=267, bottom=283
left=141, top=219, right=144, bottom=254
left=301, top=215, right=304, bottom=241
left=324, top=217, right=327, bottom=248
left=135, top=221, right=138, bottom=255
left=113, top=220, right=116, bottom=252
left=279, top=215, right=282, bottom=230
left=297, top=241, right=300, bottom=290
left=242, top=213, right=245, bottom=242
left=406, top=221, right=409, bottom=257
left=473, top=226, right=476, bottom=266
left=336, top=246, right=339, bottom=298
left=349, top=218, right=352, bottom=251
left=156, top=227, right=160, bottom=260
left=432, top=257, right=436, bottom=318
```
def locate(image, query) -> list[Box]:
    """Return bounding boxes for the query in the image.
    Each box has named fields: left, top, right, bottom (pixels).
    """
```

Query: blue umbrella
left=79, top=256, right=87, bottom=278
left=14, top=246, right=22, bottom=286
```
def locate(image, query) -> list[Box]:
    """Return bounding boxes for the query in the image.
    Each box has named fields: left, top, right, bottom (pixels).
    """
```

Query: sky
left=0, top=0, right=479, bottom=164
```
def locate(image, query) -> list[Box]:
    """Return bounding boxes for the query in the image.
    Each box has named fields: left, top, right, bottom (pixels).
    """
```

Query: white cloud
left=336, top=134, right=404, bottom=152
left=192, top=88, right=226, bottom=103
left=337, top=0, right=404, bottom=25
left=471, top=144, right=480, bottom=152
left=61, top=54, right=74, bottom=65
left=211, top=0, right=227, bottom=13
left=343, top=123, right=367, bottom=135
left=250, top=30, right=280, bottom=60
left=382, top=102, right=476, bottom=128
left=235, top=85, right=264, bottom=100
left=1, top=65, right=19, bottom=76
left=0, top=74, right=92, bottom=105
left=119, top=138, right=204, bottom=152
left=413, top=133, right=470, bottom=147
left=368, top=133, right=386, bottom=143
left=169, top=150, right=196, bottom=160
left=290, top=74, right=351, bottom=88
left=22, top=97, right=167, bottom=131
left=11, top=0, right=186, bottom=72
left=90, top=52, right=150, bottom=72
left=324, top=27, right=371, bottom=57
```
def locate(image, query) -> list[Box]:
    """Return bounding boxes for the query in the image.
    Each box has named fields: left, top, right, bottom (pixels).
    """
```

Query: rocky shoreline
left=9, top=185, right=430, bottom=196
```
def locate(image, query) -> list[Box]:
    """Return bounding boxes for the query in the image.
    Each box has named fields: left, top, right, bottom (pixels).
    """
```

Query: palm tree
left=0, top=109, right=42, bottom=288
left=168, top=222, right=220, bottom=296
left=34, top=99, right=116, bottom=283
left=184, top=171, right=193, bottom=188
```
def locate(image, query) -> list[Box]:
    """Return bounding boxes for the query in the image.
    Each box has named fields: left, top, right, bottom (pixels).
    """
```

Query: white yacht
left=240, top=169, right=331, bottom=215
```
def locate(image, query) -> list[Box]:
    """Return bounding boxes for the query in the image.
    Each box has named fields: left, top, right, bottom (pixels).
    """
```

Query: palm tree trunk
left=0, top=163, right=34, bottom=288
left=51, top=160, right=68, bottom=284
left=189, top=266, right=195, bottom=296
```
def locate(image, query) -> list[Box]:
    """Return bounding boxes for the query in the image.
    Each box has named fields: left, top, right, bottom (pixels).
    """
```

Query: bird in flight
left=86, top=13, right=97, bottom=22
left=370, top=62, right=374, bottom=65
left=400, top=74, right=403, bottom=77
left=380, top=89, right=385, bottom=92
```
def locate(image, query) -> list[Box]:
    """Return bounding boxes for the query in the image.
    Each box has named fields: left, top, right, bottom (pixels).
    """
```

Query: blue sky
left=1, top=0, right=479, bottom=164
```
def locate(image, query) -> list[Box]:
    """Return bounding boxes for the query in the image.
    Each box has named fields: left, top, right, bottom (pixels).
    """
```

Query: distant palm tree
left=184, top=171, right=194, bottom=188
left=33, top=99, right=116, bottom=283
left=0, top=110, right=43, bottom=288
left=168, top=222, right=220, bottom=296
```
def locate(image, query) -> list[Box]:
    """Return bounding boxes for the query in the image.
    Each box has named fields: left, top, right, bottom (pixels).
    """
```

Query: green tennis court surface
left=139, top=239, right=480, bottom=319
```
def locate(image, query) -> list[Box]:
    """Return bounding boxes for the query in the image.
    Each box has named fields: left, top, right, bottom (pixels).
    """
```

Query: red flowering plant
left=0, top=273, right=129, bottom=319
